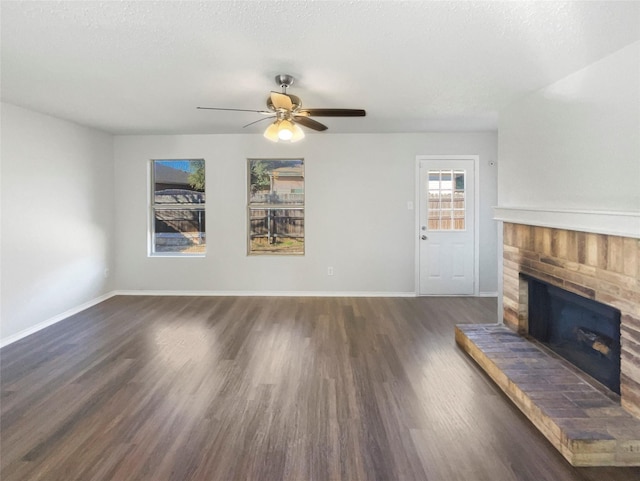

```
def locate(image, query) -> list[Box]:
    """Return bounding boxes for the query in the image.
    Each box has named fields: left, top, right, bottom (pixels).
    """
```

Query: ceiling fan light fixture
left=263, top=119, right=305, bottom=143
left=290, top=123, right=305, bottom=143
left=263, top=121, right=281, bottom=142
left=277, top=119, right=295, bottom=141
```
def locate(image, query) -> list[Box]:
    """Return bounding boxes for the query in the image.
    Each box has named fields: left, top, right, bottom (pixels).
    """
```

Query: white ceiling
left=1, top=1, right=639, bottom=135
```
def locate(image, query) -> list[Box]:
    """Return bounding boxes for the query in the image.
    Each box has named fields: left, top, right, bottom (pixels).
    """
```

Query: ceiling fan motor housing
left=276, top=74, right=294, bottom=91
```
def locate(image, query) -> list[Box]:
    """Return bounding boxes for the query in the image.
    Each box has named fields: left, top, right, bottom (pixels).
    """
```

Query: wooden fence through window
left=249, top=208, right=304, bottom=243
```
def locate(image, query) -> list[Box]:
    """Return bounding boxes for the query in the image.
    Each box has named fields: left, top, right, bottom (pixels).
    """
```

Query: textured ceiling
left=1, top=1, right=639, bottom=135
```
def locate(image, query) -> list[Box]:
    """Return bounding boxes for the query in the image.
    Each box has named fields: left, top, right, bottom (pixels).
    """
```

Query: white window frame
left=149, top=159, right=206, bottom=257
left=427, top=169, right=467, bottom=231
left=247, top=158, right=305, bottom=256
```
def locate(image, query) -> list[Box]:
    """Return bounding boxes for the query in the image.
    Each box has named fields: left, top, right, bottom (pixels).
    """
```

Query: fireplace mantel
left=494, top=206, right=640, bottom=239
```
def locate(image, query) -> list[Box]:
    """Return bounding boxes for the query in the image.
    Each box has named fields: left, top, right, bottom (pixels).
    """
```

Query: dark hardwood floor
left=1, top=295, right=639, bottom=481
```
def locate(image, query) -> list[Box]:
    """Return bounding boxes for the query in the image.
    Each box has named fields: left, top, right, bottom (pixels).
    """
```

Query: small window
left=427, top=169, right=465, bottom=231
left=248, top=159, right=304, bottom=255
left=151, top=159, right=205, bottom=255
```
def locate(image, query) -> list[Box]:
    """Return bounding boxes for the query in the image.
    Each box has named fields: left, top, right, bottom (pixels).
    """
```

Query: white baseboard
left=115, top=290, right=497, bottom=298
left=114, top=290, right=417, bottom=298
left=0, top=291, right=117, bottom=348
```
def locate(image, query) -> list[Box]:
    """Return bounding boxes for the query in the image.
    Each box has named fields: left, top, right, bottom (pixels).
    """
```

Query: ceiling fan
left=197, top=74, right=366, bottom=142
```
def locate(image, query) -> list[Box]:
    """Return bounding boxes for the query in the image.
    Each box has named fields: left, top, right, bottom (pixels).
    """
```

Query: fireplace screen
left=527, top=277, right=621, bottom=394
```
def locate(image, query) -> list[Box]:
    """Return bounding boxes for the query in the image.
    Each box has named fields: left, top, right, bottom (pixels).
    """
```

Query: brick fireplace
left=456, top=221, right=640, bottom=466
left=502, top=222, right=640, bottom=418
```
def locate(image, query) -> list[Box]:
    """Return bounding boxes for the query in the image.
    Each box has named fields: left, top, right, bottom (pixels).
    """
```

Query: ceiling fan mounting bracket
left=275, top=74, right=294, bottom=92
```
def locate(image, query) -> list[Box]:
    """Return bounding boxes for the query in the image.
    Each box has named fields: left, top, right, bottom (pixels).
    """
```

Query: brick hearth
left=456, top=324, right=640, bottom=466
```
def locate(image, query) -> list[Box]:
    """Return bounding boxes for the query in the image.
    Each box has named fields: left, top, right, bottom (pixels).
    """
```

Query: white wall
left=0, top=111, right=497, bottom=346
left=497, top=41, right=640, bottom=235
left=0, top=103, right=115, bottom=343
left=114, top=132, right=498, bottom=295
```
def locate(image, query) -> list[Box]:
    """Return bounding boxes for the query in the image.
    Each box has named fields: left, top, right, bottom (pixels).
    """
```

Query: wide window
left=151, top=159, right=205, bottom=255
left=248, top=159, right=304, bottom=255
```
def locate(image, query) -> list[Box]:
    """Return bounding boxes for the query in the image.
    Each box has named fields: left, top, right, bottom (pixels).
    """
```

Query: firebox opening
left=526, top=276, right=621, bottom=395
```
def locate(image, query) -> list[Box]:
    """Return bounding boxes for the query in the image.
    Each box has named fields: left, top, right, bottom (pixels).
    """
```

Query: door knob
left=421, top=235, right=428, bottom=240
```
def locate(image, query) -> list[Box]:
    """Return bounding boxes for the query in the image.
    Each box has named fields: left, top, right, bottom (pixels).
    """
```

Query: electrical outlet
left=327, top=266, right=334, bottom=276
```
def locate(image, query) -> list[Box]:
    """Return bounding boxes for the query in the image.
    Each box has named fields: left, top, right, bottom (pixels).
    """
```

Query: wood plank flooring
left=1, top=295, right=639, bottom=481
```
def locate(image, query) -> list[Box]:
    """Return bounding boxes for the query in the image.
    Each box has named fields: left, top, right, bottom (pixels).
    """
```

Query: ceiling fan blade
left=270, top=92, right=293, bottom=110
left=243, top=116, right=276, bottom=128
left=197, top=107, right=271, bottom=114
left=298, top=108, right=366, bottom=117
left=294, top=116, right=328, bottom=131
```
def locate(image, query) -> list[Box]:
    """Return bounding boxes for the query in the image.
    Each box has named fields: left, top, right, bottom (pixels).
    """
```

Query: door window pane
left=427, top=169, right=465, bottom=231
left=454, top=171, right=465, bottom=190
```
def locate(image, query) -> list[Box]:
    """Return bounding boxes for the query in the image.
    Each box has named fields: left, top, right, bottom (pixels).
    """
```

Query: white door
left=418, top=158, right=475, bottom=295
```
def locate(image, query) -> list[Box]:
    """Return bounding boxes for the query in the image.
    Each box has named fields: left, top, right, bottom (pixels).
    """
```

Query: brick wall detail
left=502, top=222, right=640, bottom=418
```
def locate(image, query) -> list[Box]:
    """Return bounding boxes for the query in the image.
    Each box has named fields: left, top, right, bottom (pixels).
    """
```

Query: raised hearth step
left=455, top=323, right=640, bottom=467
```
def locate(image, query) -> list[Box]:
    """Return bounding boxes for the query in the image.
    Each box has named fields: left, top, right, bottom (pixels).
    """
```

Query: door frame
left=414, top=155, right=480, bottom=296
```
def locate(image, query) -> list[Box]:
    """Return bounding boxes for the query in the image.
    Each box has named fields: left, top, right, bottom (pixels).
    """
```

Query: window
left=248, top=159, right=304, bottom=255
left=427, top=169, right=465, bottom=230
left=151, top=159, right=205, bottom=255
